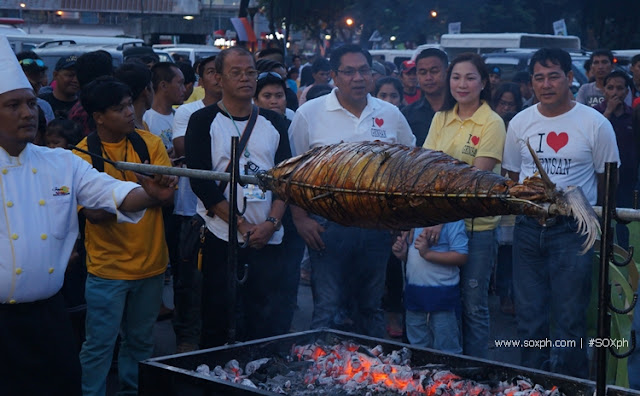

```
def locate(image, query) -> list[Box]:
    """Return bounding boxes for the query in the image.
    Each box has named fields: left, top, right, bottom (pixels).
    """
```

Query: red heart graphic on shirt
left=375, top=118, right=384, bottom=127
left=471, top=136, right=480, bottom=146
left=546, top=132, right=569, bottom=153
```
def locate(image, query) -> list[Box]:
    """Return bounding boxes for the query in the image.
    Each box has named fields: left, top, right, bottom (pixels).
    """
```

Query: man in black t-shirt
left=39, top=55, right=79, bottom=119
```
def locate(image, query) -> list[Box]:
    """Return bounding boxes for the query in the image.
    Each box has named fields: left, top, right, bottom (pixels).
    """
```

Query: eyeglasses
left=224, top=69, right=259, bottom=80
left=336, top=67, right=372, bottom=78
left=258, top=71, right=283, bottom=81
left=19, top=58, right=45, bottom=67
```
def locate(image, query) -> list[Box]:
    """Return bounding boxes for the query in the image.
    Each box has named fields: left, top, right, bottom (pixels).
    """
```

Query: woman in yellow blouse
left=423, top=53, right=506, bottom=359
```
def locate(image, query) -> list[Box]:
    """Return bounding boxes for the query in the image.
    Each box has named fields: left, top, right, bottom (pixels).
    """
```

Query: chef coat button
left=7, top=201, right=13, bottom=207
left=41, top=234, right=47, bottom=240
left=32, top=168, right=37, bottom=174
left=15, top=268, right=22, bottom=275
left=39, top=199, right=45, bottom=206
left=49, top=268, right=55, bottom=274
left=9, top=299, right=16, bottom=304
left=11, top=233, right=18, bottom=240
left=1, top=169, right=7, bottom=174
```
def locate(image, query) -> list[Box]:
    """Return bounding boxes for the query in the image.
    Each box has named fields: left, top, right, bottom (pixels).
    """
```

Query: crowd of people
left=2, top=33, right=640, bottom=395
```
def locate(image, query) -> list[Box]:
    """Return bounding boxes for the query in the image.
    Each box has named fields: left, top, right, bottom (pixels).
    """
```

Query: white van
left=6, top=33, right=143, bottom=53
left=439, top=33, right=581, bottom=58
left=152, top=44, right=220, bottom=65
left=369, top=49, right=415, bottom=69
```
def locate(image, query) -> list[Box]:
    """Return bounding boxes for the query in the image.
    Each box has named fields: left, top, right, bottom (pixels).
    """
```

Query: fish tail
left=563, top=186, right=601, bottom=254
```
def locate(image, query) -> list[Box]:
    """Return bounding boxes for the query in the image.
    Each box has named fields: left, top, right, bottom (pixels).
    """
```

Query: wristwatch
left=266, top=216, right=282, bottom=230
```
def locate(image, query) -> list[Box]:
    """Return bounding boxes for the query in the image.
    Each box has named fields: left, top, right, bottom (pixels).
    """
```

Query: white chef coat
left=0, top=144, right=144, bottom=304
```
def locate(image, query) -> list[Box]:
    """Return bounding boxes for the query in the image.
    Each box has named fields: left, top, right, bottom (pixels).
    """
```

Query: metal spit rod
left=113, top=160, right=640, bottom=223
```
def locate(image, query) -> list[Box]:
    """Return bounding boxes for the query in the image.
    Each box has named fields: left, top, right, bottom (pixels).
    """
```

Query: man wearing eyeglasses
left=184, top=47, right=293, bottom=348
left=289, top=44, right=415, bottom=338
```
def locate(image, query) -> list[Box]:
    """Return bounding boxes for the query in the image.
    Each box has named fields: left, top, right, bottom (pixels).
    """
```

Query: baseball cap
left=55, top=55, right=78, bottom=71
left=489, top=66, right=501, bottom=76
left=400, top=60, right=416, bottom=73
left=371, top=61, right=387, bottom=76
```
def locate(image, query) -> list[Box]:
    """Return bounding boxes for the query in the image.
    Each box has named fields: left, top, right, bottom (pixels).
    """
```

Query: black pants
left=200, top=232, right=286, bottom=348
left=0, top=292, right=81, bottom=396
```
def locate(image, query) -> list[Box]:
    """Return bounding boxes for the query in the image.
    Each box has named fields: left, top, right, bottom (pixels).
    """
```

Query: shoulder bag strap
left=86, top=131, right=104, bottom=172
left=218, top=105, right=259, bottom=192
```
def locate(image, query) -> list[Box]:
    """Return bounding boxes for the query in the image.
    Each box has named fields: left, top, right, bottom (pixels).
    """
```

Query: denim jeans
left=80, top=273, right=164, bottom=396
left=461, top=229, right=496, bottom=358
left=309, top=216, right=391, bottom=338
left=628, top=296, right=640, bottom=390
left=406, top=310, right=462, bottom=354
left=512, top=215, right=592, bottom=378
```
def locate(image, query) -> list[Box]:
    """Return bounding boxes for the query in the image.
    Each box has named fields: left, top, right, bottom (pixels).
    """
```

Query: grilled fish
left=258, top=141, right=599, bottom=252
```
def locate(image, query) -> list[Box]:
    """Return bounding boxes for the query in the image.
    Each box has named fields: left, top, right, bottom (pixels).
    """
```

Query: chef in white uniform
left=0, top=36, right=176, bottom=396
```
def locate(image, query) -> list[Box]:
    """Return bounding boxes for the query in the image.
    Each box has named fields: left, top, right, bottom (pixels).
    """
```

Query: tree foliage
left=260, top=0, right=640, bottom=51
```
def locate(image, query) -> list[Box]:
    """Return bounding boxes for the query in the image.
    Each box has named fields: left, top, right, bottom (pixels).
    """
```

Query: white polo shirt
left=0, top=144, right=143, bottom=304
left=289, top=88, right=415, bottom=156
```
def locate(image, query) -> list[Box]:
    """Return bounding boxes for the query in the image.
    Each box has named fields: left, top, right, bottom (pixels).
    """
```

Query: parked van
left=440, top=33, right=581, bottom=58
left=483, top=49, right=590, bottom=93
left=152, top=44, right=220, bottom=64
left=34, top=41, right=161, bottom=82
left=369, top=49, right=415, bottom=69
left=6, top=33, right=143, bottom=53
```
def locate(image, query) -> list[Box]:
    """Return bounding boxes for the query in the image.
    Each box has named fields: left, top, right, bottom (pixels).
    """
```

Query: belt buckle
left=543, top=217, right=557, bottom=227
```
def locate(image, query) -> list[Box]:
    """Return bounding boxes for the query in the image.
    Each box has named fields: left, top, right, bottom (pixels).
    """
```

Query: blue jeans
left=461, top=229, right=496, bottom=358
left=406, top=310, right=462, bottom=354
left=309, top=216, right=391, bottom=338
left=80, top=273, right=164, bottom=396
left=628, top=295, right=640, bottom=389
left=512, top=216, right=592, bottom=378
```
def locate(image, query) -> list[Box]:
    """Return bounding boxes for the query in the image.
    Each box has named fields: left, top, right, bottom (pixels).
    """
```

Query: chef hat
left=0, top=36, right=33, bottom=95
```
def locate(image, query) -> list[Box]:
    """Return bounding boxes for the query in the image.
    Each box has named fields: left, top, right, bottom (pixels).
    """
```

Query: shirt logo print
left=546, top=132, right=569, bottom=153
left=52, top=186, right=70, bottom=196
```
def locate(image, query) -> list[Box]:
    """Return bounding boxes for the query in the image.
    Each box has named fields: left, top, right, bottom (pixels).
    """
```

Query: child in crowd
left=392, top=221, right=468, bottom=354
left=45, top=118, right=83, bottom=149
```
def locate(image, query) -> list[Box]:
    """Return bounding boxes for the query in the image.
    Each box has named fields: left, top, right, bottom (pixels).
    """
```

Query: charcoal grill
left=139, top=329, right=640, bottom=396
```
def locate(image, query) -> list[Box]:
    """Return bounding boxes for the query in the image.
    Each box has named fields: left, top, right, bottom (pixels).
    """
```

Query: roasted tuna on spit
left=257, top=141, right=599, bottom=252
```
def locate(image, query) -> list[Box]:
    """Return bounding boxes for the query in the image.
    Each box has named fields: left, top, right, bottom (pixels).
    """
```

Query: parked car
left=152, top=44, right=220, bottom=64
left=34, top=42, right=165, bottom=81
left=483, top=50, right=590, bottom=94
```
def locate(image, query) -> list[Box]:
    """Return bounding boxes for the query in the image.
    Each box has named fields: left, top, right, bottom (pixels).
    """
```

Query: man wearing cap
left=0, top=36, right=177, bottom=396
left=400, top=60, right=421, bottom=105
left=489, top=66, right=501, bottom=98
left=402, top=48, right=448, bottom=146
left=39, top=55, right=80, bottom=119
left=16, top=51, right=55, bottom=124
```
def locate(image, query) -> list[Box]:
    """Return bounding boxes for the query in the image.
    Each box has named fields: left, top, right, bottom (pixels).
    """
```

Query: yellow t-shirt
left=423, top=101, right=506, bottom=231
left=75, top=129, right=171, bottom=280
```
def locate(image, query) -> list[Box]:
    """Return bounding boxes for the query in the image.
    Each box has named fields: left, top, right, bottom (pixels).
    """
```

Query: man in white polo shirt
left=289, top=44, right=415, bottom=338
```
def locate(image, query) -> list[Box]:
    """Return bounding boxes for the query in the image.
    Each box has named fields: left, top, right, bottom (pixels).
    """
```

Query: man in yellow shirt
left=74, top=77, right=174, bottom=396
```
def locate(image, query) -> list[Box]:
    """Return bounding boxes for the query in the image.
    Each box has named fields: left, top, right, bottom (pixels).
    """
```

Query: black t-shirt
left=401, top=97, right=435, bottom=147
left=39, top=91, right=77, bottom=119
